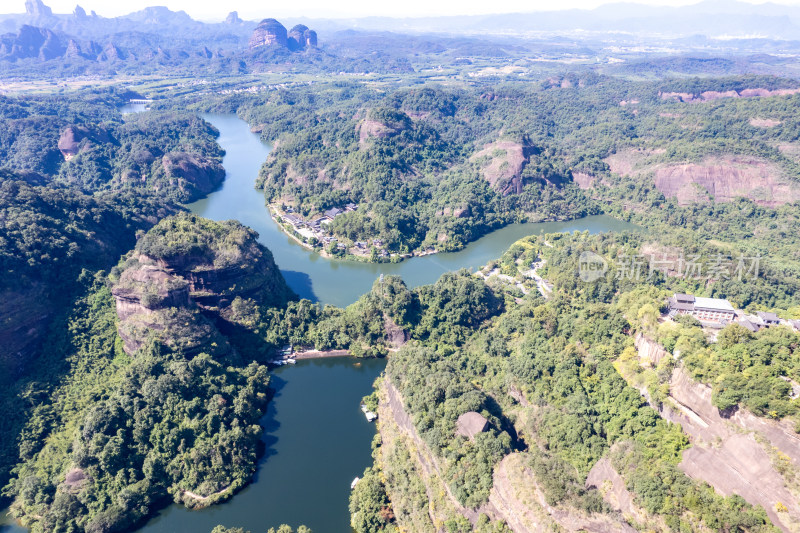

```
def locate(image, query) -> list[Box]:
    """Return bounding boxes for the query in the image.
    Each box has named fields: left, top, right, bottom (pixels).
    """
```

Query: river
left=0, top=111, right=638, bottom=533
left=188, top=114, right=638, bottom=307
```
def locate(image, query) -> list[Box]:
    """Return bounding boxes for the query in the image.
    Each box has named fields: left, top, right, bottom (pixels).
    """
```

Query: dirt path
left=179, top=486, right=230, bottom=501
left=291, top=349, right=350, bottom=360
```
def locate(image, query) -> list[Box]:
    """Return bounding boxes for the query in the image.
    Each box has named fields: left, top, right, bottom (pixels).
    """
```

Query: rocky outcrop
left=224, top=11, right=242, bottom=24
left=248, top=18, right=288, bottom=49
left=358, top=120, right=401, bottom=143
left=572, top=172, right=597, bottom=190
left=248, top=19, right=318, bottom=52
left=25, top=0, right=53, bottom=18
left=652, top=156, right=800, bottom=207
left=383, top=316, right=409, bottom=348
left=112, top=257, right=229, bottom=357
left=633, top=333, right=670, bottom=367
left=287, top=24, right=317, bottom=50
left=490, top=454, right=636, bottom=533
left=471, top=140, right=537, bottom=196
left=660, top=87, right=800, bottom=103
left=112, top=214, right=294, bottom=356
left=358, top=109, right=411, bottom=145
left=0, top=25, right=64, bottom=60
left=57, top=124, right=110, bottom=159
left=658, top=367, right=800, bottom=532
left=160, top=152, right=225, bottom=203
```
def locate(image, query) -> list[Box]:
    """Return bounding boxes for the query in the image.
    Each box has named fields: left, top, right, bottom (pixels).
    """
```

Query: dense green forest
left=0, top=213, right=299, bottom=532
left=0, top=90, right=225, bottom=203
left=351, top=229, right=797, bottom=532
left=166, top=73, right=800, bottom=260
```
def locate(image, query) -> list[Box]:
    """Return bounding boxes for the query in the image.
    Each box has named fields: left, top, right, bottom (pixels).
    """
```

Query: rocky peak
left=111, top=214, right=294, bottom=356
left=225, top=11, right=242, bottom=24
left=73, top=4, right=86, bottom=18
left=25, top=0, right=53, bottom=18
left=2, top=25, right=65, bottom=61
left=287, top=24, right=317, bottom=50
left=248, top=18, right=318, bottom=51
left=248, top=18, right=288, bottom=49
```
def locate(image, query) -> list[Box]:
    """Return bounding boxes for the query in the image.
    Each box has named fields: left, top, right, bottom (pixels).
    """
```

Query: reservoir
left=189, top=114, right=638, bottom=307
left=1, top=112, right=638, bottom=533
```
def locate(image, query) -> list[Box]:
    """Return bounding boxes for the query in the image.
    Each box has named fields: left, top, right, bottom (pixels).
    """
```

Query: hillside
left=3, top=214, right=294, bottom=533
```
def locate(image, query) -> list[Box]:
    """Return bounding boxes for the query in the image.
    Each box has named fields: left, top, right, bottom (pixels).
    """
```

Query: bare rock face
left=0, top=25, right=63, bottom=61
left=111, top=256, right=228, bottom=357
left=652, top=156, right=800, bottom=207
left=572, top=172, right=597, bottom=190
left=160, top=152, right=225, bottom=202
left=287, top=24, right=317, bottom=50
left=471, top=140, right=537, bottom=196
left=358, top=109, right=411, bottom=145
left=225, top=11, right=242, bottom=24
left=660, top=87, right=800, bottom=103
left=25, top=0, right=53, bottom=18
left=58, top=125, right=111, bottom=159
left=248, top=18, right=288, bottom=49
left=658, top=367, right=800, bottom=531
left=112, top=215, right=294, bottom=356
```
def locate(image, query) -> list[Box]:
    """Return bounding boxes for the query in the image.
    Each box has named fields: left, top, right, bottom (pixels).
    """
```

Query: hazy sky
left=9, top=0, right=800, bottom=20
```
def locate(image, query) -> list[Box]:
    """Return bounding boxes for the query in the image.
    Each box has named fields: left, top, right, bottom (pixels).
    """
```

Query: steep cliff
left=248, top=18, right=318, bottom=51
left=111, top=214, right=294, bottom=356
left=248, top=18, right=288, bottom=49
left=471, top=140, right=538, bottom=196
left=159, top=151, right=225, bottom=203
left=0, top=179, right=176, bottom=383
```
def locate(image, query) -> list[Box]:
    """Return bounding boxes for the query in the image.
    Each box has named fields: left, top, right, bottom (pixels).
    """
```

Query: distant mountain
left=299, top=0, right=800, bottom=40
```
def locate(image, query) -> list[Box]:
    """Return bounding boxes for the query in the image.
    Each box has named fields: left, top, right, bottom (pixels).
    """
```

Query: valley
left=2, top=1, right=800, bottom=532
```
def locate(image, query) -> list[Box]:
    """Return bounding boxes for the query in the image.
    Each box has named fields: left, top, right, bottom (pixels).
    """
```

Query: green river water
left=0, top=112, right=638, bottom=533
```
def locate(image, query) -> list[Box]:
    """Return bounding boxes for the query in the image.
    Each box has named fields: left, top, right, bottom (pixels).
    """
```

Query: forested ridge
left=352, top=228, right=800, bottom=532
left=0, top=89, right=225, bottom=203
left=168, top=74, right=800, bottom=260
left=4, top=68, right=800, bottom=533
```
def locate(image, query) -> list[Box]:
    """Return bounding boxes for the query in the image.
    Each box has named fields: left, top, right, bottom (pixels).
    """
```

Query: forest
left=351, top=228, right=800, bottom=532
left=160, top=73, right=800, bottom=261
left=3, top=70, right=800, bottom=532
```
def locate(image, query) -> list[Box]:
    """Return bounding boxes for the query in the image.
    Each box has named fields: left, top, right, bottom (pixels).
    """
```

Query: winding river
left=0, top=112, right=638, bottom=533
left=188, top=114, right=637, bottom=307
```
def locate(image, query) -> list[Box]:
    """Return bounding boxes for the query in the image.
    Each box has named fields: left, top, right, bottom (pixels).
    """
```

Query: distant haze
left=6, top=0, right=800, bottom=21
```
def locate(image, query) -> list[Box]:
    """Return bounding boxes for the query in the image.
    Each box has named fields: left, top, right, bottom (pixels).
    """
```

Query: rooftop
left=693, top=297, right=735, bottom=312
left=757, top=311, right=780, bottom=322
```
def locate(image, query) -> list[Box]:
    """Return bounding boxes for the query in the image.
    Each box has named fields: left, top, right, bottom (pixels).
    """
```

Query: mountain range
left=6, top=0, right=800, bottom=41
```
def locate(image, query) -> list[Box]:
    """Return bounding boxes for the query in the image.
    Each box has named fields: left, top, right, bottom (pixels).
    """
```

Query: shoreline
left=292, top=349, right=351, bottom=360
left=268, top=204, right=421, bottom=264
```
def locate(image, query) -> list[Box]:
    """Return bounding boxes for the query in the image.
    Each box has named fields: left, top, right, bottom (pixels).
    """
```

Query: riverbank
left=293, top=349, right=351, bottom=360
left=269, top=204, right=410, bottom=264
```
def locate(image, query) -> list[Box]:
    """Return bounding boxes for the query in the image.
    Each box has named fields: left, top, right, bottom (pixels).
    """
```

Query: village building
left=738, top=317, right=760, bottom=333
left=283, top=213, right=304, bottom=227
left=324, top=207, right=343, bottom=219
left=345, top=202, right=357, bottom=211
left=757, top=311, right=780, bottom=327
left=667, top=293, right=736, bottom=324
left=455, top=411, right=489, bottom=441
